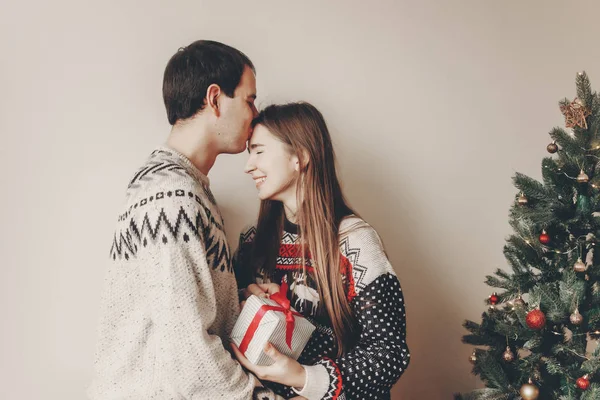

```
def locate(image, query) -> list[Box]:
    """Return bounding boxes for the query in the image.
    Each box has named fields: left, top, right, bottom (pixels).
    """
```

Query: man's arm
left=144, top=199, right=279, bottom=399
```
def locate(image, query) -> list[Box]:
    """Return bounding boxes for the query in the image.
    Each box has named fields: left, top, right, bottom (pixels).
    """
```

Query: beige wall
left=2, top=0, right=600, bottom=398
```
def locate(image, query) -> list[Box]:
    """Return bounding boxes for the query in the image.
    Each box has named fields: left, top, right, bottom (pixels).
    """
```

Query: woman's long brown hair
left=249, top=102, right=357, bottom=356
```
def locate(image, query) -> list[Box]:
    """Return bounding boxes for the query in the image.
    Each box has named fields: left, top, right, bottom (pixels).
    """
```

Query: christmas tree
left=457, top=73, right=600, bottom=400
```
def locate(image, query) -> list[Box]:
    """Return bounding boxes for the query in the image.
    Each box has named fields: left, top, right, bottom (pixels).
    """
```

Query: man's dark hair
left=162, top=40, right=255, bottom=125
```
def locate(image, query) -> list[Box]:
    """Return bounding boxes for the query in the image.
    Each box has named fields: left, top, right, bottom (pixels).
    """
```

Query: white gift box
left=230, top=294, right=316, bottom=366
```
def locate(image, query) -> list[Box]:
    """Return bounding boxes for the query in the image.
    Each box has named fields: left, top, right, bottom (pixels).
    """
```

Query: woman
left=231, top=102, right=410, bottom=400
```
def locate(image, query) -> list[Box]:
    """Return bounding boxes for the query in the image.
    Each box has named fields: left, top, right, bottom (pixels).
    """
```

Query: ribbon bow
left=238, top=281, right=302, bottom=355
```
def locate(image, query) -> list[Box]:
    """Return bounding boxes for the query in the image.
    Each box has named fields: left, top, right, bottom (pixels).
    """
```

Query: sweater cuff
left=292, top=364, right=330, bottom=400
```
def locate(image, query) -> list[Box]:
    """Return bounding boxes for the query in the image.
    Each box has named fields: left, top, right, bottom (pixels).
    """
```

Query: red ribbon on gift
left=238, top=281, right=303, bottom=355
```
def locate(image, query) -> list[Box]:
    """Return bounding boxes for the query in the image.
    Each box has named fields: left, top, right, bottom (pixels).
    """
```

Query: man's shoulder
left=126, top=149, right=201, bottom=195
left=115, top=149, right=218, bottom=227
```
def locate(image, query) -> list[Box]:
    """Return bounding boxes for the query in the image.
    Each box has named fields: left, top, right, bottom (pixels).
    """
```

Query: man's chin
left=221, top=142, right=248, bottom=155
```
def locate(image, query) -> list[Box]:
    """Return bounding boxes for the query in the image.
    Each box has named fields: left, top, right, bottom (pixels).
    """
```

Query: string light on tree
left=550, top=324, right=564, bottom=337
left=589, top=330, right=600, bottom=340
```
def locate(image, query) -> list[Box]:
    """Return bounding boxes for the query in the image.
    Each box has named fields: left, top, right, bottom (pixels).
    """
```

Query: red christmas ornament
left=526, top=309, right=546, bottom=330
left=576, top=375, right=590, bottom=390
left=539, top=230, right=550, bottom=245
left=489, top=293, right=499, bottom=305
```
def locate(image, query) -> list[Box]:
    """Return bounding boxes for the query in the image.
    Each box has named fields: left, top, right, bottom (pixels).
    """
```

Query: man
left=88, top=40, right=281, bottom=400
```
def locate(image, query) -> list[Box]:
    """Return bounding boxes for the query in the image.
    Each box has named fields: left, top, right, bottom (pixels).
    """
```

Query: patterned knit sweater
left=234, top=217, right=410, bottom=400
left=88, top=147, right=280, bottom=400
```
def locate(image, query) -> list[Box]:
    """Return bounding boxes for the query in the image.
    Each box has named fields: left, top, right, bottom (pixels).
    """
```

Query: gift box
left=230, top=283, right=315, bottom=366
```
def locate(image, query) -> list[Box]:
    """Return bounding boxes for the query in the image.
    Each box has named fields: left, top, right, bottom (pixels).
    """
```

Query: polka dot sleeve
left=298, top=273, right=410, bottom=399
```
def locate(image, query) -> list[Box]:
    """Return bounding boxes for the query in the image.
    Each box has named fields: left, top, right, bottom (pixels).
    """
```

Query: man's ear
left=206, top=84, right=221, bottom=116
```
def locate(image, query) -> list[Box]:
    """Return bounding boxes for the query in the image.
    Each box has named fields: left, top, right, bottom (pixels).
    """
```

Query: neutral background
left=2, top=1, right=600, bottom=398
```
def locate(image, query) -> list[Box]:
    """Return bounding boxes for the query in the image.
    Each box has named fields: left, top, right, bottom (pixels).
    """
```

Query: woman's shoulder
left=339, top=215, right=377, bottom=241
left=338, top=215, right=395, bottom=280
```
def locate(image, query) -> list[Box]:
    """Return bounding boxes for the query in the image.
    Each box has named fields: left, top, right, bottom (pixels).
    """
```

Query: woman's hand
left=241, top=283, right=281, bottom=300
left=239, top=283, right=281, bottom=309
left=231, top=342, right=306, bottom=389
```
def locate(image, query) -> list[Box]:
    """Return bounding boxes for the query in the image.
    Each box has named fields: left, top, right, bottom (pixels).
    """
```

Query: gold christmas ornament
left=513, top=295, right=526, bottom=307
left=561, top=97, right=591, bottom=129
left=468, top=350, right=477, bottom=364
left=577, top=170, right=590, bottom=183
left=517, top=193, right=529, bottom=206
left=570, top=308, right=584, bottom=325
left=520, top=379, right=540, bottom=400
left=502, top=346, right=515, bottom=362
left=547, top=141, right=559, bottom=154
left=574, top=257, right=588, bottom=272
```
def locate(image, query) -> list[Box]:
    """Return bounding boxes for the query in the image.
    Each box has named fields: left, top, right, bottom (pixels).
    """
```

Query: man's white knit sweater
left=88, top=147, right=278, bottom=400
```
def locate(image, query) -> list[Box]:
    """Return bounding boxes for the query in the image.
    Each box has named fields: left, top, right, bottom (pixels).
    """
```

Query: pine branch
left=576, top=72, right=594, bottom=111
left=559, top=270, right=586, bottom=311
left=581, top=383, right=600, bottom=400
left=523, top=337, right=541, bottom=351
left=474, top=351, right=510, bottom=389
left=453, top=388, right=511, bottom=400
left=543, top=355, right=569, bottom=375
left=530, top=283, right=567, bottom=320
left=504, top=251, right=529, bottom=275
left=485, top=269, right=513, bottom=290
left=463, top=320, right=482, bottom=334
left=513, top=173, right=551, bottom=201
left=580, top=357, right=600, bottom=374
left=549, top=127, right=584, bottom=155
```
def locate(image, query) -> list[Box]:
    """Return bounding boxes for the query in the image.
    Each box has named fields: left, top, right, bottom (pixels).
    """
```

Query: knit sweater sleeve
left=232, top=225, right=258, bottom=289
left=144, top=188, right=278, bottom=400
left=293, top=225, right=410, bottom=400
